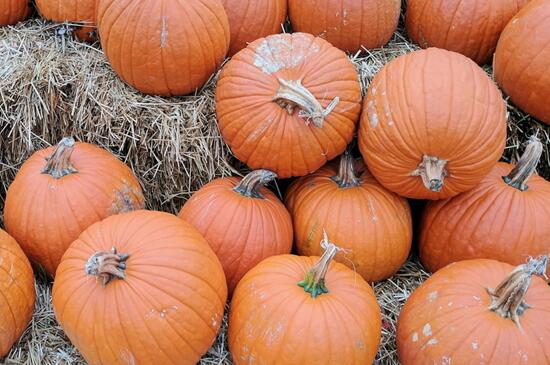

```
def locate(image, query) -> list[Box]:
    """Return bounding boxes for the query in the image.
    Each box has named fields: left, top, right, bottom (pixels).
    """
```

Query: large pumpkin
left=222, top=0, right=287, bottom=55
left=406, top=0, right=529, bottom=65
left=397, top=256, right=550, bottom=364
left=494, top=0, right=550, bottom=125
left=52, top=210, right=228, bottom=365
left=97, top=0, right=230, bottom=96
left=0, top=0, right=32, bottom=26
left=35, top=0, right=97, bottom=42
left=420, top=136, right=550, bottom=272
left=4, top=137, right=144, bottom=277
left=285, top=152, right=412, bottom=282
left=216, top=32, right=362, bottom=178
left=358, top=48, right=507, bottom=200
left=288, top=0, right=401, bottom=53
left=0, top=229, right=35, bottom=358
left=229, top=234, right=381, bottom=364
left=178, top=169, right=293, bottom=294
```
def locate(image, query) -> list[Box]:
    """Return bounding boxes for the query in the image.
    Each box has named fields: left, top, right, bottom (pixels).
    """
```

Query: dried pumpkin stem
left=332, top=151, right=361, bottom=188
left=411, top=155, right=448, bottom=192
left=298, top=231, right=342, bottom=298
left=85, top=247, right=130, bottom=286
left=273, top=78, right=339, bottom=128
left=42, top=137, right=78, bottom=179
left=234, top=169, right=277, bottom=199
left=487, top=255, right=548, bottom=329
left=503, top=136, right=543, bottom=191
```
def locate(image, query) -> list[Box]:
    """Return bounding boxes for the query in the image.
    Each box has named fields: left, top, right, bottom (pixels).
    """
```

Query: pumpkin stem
left=85, top=247, right=130, bottom=286
left=234, top=169, right=277, bottom=199
left=42, top=137, right=78, bottom=179
left=273, top=78, right=339, bottom=128
left=487, top=255, right=548, bottom=329
left=411, top=155, right=448, bottom=192
left=298, top=231, right=342, bottom=298
left=503, top=136, right=543, bottom=191
left=332, top=151, right=361, bottom=188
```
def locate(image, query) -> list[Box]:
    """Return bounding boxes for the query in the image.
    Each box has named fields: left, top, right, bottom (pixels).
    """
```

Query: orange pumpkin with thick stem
left=35, top=0, right=97, bottom=42
left=420, top=136, right=550, bottom=272
left=0, top=0, right=32, bottom=26
left=52, top=210, right=227, bottom=365
left=229, top=234, right=381, bottom=364
left=397, top=257, right=550, bottom=364
left=285, top=151, right=412, bottom=282
left=0, top=229, right=35, bottom=358
left=4, top=137, right=144, bottom=277
left=216, top=32, right=362, bottom=178
left=178, top=169, right=293, bottom=295
left=358, top=48, right=507, bottom=200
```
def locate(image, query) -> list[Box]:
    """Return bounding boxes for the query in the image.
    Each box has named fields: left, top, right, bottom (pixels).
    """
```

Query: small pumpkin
left=35, top=0, right=97, bottom=42
left=222, top=0, right=287, bottom=55
left=397, top=256, right=550, bottom=364
left=4, top=137, right=144, bottom=277
left=0, top=0, right=32, bottom=26
left=0, top=229, right=35, bottom=358
left=229, top=234, right=381, bottom=364
left=178, top=169, right=293, bottom=294
left=285, top=151, right=412, bottom=282
left=216, top=32, right=362, bottom=178
left=53, top=210, right=228, bottom=365
left=97, top=0, right=230, bottom=96
left=494, top=0, right=550, bottom=125
left=288, top=0, right=401, bottom=53
left=420, top=136, right=550, bottom=272
left=358, top=48, right=507, bottom=200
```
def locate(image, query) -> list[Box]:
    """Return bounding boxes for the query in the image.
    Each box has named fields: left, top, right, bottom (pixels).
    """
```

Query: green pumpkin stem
left=42, top=137, right=78, bottom=179
left=233, top=169, right=277, bottom=199
left=503, top=136, right=543, bottom=191
left=411, top=155, right=448, bottom=193
left=332, top=151, right=361, bottom=188
left=85, top=247, right=130, bottom=286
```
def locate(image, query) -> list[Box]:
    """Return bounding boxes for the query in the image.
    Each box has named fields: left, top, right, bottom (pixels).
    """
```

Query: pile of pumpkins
left=2, top=0, right=550, bottom=364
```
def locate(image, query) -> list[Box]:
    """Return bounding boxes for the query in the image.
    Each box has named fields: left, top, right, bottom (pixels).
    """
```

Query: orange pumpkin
left=397, top=256, right=550, bottom=364
left=4, top=137, right=144, bottom=277
left=358, top=48, right=507, bottom=200
left=0, top=229, right=35, bottom=358
left=96, top=0, right=230, bottom=96
left=216, top=32, right=362, bottom=178
left=52, top=210, right=227, bottom=365
left=229, top=234, right=381, bottom=364
left=285, top=152, right=412, bottom=282
left=288, top=0, right=401, bottom=53
left=178, top=169, right=293, bottom=294
left=222, top=0, right=287, bottom=55
left=0, top=0, right=32, bottom=26
left=406, top=0, right=528, bottom=65
left=35, top=0, right=97, bottom=42
left=494, top=0, right=550, bottom=125
left=420, top=137, right=550, bottom=272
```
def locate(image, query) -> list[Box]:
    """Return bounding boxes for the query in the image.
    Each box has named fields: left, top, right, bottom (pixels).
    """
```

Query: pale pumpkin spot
left=252, top=35, right=320, bottom=74
left=110, top=181, right=145, bottom=214
left=426, top=338, right=438, bottom=346
left=422, top=323, right=432, bottom=337
left=412, top=332, right=419, bottom=342
left=428, top=291, right=438, bottom=301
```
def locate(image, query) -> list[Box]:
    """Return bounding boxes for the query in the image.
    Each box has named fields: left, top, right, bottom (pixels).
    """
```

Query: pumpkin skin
left=96, top=0, right=230, bottom=96
left=406, top=0, right=529, bottom=65
left=0, top=0, right=32, bottom=26
left=288, top=0, right=401, bottom=53
left=358, top=48, right=507, bottom=200
left=0, top=229, right=35, bottom=358
left=494, top=0, right=550, bottom=125
left=216, top=32, right=362, bottom=178
left=35, top=0, right=97, bottom=42
left=178, top=170, right=293, bottom=295
left=52, top=210, right=228, bottom=365
left=222, top=0, right=287, bottom=56
left=397, top=258, right=550, bottom=365
left=4, top=138, right=144, bottom=277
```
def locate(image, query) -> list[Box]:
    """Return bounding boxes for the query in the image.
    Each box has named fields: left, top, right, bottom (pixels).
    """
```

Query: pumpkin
left=494, top=0, right=550, bottom=125
left=397, top=256, right=550, bottom=364
left=288, top=0, right=401, bottom=53
left=4, top=137, right=144, bottom=277
left=96, top=0, right=230, bottom=96
left=35, top=0, right=97, bottom=42
left=420, top=136, right=550, bottom=272
left=406, top=0, right=529, bottom=65
left=358, top=48, right=507, bottom=200
left=229, top=233, right=381, bottom=364
left=52, top=210, right=227, bottom=365
left=178, top=169, right=293, bottom=294
left=0, top=0, right=32, bottom=26
left=285, top=151, right=412, bottom=282
left=216, top=32, right=362, bottom=178
left=0, top=229, right=35, bottom=358
left=222, top=0, right=287, bottom=56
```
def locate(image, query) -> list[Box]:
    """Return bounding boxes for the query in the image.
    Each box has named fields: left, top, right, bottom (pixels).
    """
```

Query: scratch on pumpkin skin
left=120, top=349, right=136, bottom=365
left=252, top=35, right=320, bottom=74
left=110, top=181, right=144, bottom=214
left=160, top=17, right=168, bottom=48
